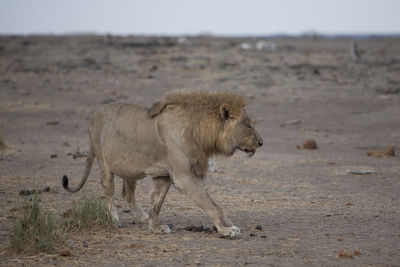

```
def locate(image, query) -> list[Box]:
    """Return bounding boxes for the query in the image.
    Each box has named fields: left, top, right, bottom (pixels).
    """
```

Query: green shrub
left=10, top=193, right=63, bottom=253
left=64, top=195, right=115, bottom=232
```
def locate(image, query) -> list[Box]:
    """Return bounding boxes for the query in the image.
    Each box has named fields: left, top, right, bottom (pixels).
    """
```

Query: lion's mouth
left=242, top=148, right=256, bottom=157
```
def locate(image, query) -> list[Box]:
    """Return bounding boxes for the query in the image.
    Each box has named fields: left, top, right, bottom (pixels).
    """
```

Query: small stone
left=260, top=235, right=267, bottom=238
left=296, top=139, right=318, bottom=150
left=59, top=248, right=72, bottom=257
left=255, top=225, right=262, bottom=230
left=167, top=224, right=174, bottom=229
left=203, top=227, right=213, bottom=233
left=42, top=186, right=51, bottom=192
left=249, top=233, right=255, bottom=237
left=19, top=189, right=31, bottom=196
left=212, top=225, right=218, bottom=232
left=50, top=154, right=58, bottom=158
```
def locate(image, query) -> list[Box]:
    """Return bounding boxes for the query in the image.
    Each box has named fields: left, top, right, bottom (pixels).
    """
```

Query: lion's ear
left=149, top=101, right=166, bottom=118
left=219, top=103, right=235, bottom=122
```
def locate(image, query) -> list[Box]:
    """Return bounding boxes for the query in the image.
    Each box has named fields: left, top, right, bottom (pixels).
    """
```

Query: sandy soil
left=0, top=35, right=399, bottom=266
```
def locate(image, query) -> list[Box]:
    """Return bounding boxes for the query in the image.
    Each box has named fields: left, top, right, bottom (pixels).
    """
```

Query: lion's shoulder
left=148, top=91, right=247, bottom=118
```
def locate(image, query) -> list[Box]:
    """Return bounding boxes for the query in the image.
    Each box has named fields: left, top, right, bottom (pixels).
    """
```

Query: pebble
left=255, top=225, right=262, bottom=230
left=42, top=186, right=51, bottom=192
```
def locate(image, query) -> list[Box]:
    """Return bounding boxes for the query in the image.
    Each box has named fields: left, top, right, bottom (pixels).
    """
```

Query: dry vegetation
left=63, top=196, right=116, bottom=232
left=9, top=193, right=115, bottom=255
left=9, top=193, right=63, bottom=253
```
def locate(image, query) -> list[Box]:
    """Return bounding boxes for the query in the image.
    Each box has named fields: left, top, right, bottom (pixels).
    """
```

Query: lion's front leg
left=148, top=176, right=172, bottom=234
left=173, top=176, right=240, bottom=238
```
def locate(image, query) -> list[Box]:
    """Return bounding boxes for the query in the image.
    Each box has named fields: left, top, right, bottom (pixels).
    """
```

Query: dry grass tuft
left=9, top=193, right=63, bottom=253
left=63, top=195, right=116, bottom=232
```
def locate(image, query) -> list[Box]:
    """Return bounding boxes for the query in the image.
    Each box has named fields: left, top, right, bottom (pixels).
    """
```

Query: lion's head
left=149, top=91, right=263, bottom=160
left=218, top=105, right=263, bottom=157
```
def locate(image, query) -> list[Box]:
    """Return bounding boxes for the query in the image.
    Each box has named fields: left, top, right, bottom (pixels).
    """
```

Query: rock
left=296, top=139, right=318, bottom=150
left=101, top=97, right=115, bottom=104
left=167, top=224, right=174, bottom=229
left=203, top=227, right=213, bottom=233
left=46, top=121, right=59, bottom=125
left=366, top=146, right=395, bottom=158
left=375, top=87, right=400, bottom=95
left=63, top=209, right=73, bottom=218
left=239, top=43, right=253, bottom=51
left=348, top=169, right=375, bottom=175
left=281, top=119, right=301, bottom=127
left=19, top=189, right=40, bottom=196
left=42, top=186, right=50, bottom=192
left=59, top=248, right=72, bottom=257
left=177, top=37, right=192, bottom=45
left=260, top=235, right=267, bottom=238
left=256, top=41, right=277, bottom=52
left=184, top=225, right=203, bottom=232
left=255, top=225, right=262, bottom=230
left=149, top=65, right=158, bottom=72
left=67, top=148, right=88, bottom=159
left=50, top=154, right=58, bottom=158
left=249, top=233, right=255, bottom=237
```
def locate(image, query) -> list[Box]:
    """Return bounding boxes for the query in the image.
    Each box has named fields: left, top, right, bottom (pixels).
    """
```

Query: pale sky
left=0, top=0, right=399, bottom=36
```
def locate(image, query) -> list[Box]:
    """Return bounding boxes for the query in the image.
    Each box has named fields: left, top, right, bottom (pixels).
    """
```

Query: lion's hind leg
left=148, top=176, right=172, bottom=234
left=122, top=180, right=149, bottom=223
left=99, top=164, right=120, bottom=227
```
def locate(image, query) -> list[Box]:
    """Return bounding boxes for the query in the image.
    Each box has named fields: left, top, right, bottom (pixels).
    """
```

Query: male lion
left=62, top=91, right=263, bottom=237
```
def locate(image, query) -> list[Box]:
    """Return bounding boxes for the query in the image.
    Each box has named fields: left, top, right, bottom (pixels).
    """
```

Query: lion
left=62, top=91, right=263, bottom=237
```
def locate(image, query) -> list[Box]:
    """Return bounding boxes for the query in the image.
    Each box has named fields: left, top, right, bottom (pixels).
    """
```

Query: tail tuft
left=62, top=175, right=69, bottom=189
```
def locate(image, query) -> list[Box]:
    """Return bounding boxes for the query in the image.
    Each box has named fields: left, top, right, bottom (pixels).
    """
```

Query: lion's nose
left=258, top=141, right=263, bottom=147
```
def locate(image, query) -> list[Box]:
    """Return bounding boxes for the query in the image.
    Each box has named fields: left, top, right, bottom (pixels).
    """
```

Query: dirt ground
left=0, top=35, right=399, bottom=266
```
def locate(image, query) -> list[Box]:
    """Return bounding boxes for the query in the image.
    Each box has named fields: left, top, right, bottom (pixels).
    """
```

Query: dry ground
left=0, top=35, right=399, bottom=266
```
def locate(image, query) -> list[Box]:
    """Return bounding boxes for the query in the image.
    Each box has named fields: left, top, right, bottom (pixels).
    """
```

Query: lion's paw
left=218, top=226, right=241, bottom=238
left=150, top=225, right=171, bottom=234
left=137, top=213, right=149, bottom=224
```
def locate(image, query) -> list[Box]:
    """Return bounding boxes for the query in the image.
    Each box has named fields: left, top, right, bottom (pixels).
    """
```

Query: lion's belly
left=106, top=150, right=168, bottom=180
left=101, top=116, right=168, bottom=179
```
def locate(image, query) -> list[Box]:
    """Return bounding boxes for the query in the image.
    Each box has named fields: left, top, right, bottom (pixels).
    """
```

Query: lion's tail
left=62, top=147, right=95, bottom=193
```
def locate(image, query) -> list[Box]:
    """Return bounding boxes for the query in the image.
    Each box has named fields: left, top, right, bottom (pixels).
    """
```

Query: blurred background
left=1, top=0, right=399, bottom=36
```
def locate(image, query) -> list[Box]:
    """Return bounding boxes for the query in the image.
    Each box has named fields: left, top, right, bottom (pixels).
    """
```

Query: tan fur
left=62, top=90, right=263, bottom=237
